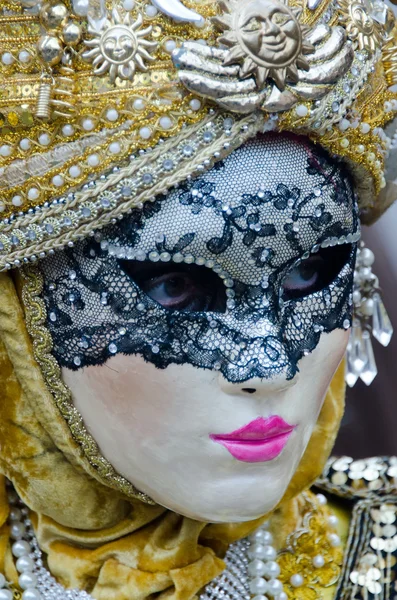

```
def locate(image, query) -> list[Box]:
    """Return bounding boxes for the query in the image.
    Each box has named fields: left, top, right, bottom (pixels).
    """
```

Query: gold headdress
left=0, top=0, right=396, bottom=270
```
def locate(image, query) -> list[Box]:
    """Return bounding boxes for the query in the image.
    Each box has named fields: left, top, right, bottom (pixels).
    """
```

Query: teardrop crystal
left=372, top=293, right=393, bottom=347
left=345, top=343, right=359, bottom=387
left=350, top=322, right=366, bottom=373
left=359, top=331, right=378, bottom=386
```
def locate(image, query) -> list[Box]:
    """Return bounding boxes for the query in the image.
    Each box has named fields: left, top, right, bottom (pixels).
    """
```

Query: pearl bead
left=19, top=572, right=38, bottom=590
left=328, top=533, right=341, bottom=547
left=360, top=122, right=370, bottom=134
left=356, top=144, right=365, bottom=154
left=189, top=99, right=201, bottom=111
left=384, top=101, right=393, bottom=112
left=139, top=126, right=152, bottom=139
left=316, top=494, right=327, bottom=505
left=133, top=98, right=146, bottom=111
left=87, top=154, right=100, bottom=167
left=250, top=530, right=270, bottom=544
left=0, top=573, right=5, bottom=588
left=266, top=578, right=283, bottom=595
left=145, top=4, right=157, bottom=16
left=9, top=508, right=22, bottom=521
left=159, top=116, right=172, bottom=130
left=248, top=544, right=277, bottom=561
left=2, top=52, right=14, bottom=65
left=28, top=188, right=40, bottom=200
left=328, top=515, right=339, bottom=528
left=352, top=290, right=361, bottom=304
left=249, top=577, right=268, bottom=595
left=19, top=138, right=31, bottom=151
left=10, top=521, right=26, bottom=539
left=123, top=0, right=135, bottom=9
left=12, top=195, right=23, bottom=207
left=82, top=118, right=94, bottom=131
left=164, top=39, right=176, bottom=52
left=52, top=175, right=64, bottom=187
left=312, top=554, right=325, bottom=568
left=361, top=298, right=374, bottom=316
left=69, top=165, right=81, bottom=178
left=22, top=590, right=43, bottom=600
left=361, top=247, right=374, bottom=266
left=340, top=138, right=349, bottom=148
left=263, top=561, right=280, bottom=578
left=62, top=124, right=74, bottom=136
left=251, top=596, right=268, bottom=600
left=0, top=145, right=11, bottom=157
left=38, top=133, right=51, bottom=146
left=0, top=590, right=13, bottom=600
left=248, top=559, right=266, bottom=577
left=278, top=593, right=288, bottom=600
left=16, top=556, right=34, bottom=573
left=339, top=119, right=350, bottom=131
left=295, top=104, right=308, bottom=117
left=19, top=50, right=31, bottom=63
left=12, top=540, right=30, bottom=557
left=109, top=142, right=121, bottom=154
left=290, top=573, right=304, bottom=587
left=106, top=109, right=118, bottom=122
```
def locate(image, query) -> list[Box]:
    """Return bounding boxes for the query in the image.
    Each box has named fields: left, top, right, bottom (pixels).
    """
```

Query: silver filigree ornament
left=172, top=0, right=354, bottom=114
left=345, top=242, right=393, bottom=387
left=82, top=8, right=157, bottom=82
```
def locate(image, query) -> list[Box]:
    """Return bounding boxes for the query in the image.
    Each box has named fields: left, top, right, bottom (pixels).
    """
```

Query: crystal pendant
left=346, top=324, right=378, bottom=387
left=345, top=343, right=359, bottom=387
left=359, top=331, right=377, bottom=386
left=350, top=322, right=366, bottom=373
left=372, top=293, right=393, bottom=347
left=87, top=0, right=107, bottom=30
left=364, top=0, right=388, bottom=24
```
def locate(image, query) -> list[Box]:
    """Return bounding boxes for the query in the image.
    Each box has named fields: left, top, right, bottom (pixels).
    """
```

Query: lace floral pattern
left=38, top=134, right=359, bottom=382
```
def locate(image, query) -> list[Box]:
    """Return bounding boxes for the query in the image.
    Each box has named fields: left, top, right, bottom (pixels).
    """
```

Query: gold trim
left=20, top=264, right=156, bottom=505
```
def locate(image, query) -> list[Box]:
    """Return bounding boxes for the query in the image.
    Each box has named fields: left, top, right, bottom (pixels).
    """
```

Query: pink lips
left=210, top=416, right=296, bottom=463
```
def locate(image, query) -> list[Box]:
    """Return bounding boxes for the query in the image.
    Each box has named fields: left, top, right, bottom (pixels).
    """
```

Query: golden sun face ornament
left=82, top=9, right=157, bottom=82
left=213, top=0, right=315, bottom=90
left=337, top=0, right=393, bottom=52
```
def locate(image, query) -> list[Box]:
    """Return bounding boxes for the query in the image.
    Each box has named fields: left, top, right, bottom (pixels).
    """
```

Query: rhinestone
left=183, top=145, right=194, bottom=156
left=163, top=159, right=174, bottom=171
left=203, top=131, right=214, bottom=143
left=142, top=173, right=153, bottom=185
left=109, top=343, right=117, bottom=354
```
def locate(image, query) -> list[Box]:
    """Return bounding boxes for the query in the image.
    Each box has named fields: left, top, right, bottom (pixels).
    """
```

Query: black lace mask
left=39, top=134, right=359, bottom=383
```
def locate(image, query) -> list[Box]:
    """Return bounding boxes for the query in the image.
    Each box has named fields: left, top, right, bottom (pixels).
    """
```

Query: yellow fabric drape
left=0, top=271, right=346, bottom=600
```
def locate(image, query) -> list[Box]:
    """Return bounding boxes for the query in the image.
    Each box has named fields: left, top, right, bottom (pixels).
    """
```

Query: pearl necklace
left=0, top=484, right=341, bottom=600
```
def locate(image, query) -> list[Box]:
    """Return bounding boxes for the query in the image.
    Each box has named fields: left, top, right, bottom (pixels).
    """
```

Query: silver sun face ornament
left=82, top=8, right=157, bottom=82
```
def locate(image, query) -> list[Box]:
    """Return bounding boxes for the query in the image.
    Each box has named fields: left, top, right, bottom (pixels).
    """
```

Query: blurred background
left=335, top=200, right=397, bottom=458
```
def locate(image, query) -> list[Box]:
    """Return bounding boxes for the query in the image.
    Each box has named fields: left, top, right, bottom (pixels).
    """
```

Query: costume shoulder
left=314, top=456, right=397, bottom=600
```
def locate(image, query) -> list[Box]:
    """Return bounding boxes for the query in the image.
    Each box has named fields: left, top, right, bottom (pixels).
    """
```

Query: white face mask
left=40, top=133, right=358, bottom=521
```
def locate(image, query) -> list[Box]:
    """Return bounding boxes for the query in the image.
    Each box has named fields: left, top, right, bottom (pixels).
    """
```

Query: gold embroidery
left=278, top=491, right=343, bottom=599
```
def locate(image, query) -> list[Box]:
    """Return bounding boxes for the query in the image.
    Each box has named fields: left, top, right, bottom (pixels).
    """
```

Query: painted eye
left=118, top=260, right=227, bottom=313
left=282, top=244, right=353, bottom=301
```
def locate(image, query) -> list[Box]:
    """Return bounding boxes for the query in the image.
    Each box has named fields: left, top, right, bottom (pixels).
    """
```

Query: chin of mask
left=40, top=132, right=358, bottom=521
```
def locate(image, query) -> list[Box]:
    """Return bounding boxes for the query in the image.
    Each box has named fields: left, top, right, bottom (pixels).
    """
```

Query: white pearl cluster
left=2, top=483, right=94, bottom=600
left=247, top=524, right=287, bottom=599
left=246, top=494, right=340, bottom=599
left=1, top=487, right=42, bottom=600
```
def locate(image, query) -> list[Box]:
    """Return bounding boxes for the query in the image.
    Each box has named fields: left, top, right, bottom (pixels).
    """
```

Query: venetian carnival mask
left=37, top=133, right=359, bottom=521
left=0, top=0, right=395, bottom=525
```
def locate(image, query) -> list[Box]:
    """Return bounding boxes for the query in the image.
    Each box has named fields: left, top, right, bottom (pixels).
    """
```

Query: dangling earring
left=345, top=241, right=393, bottom=387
